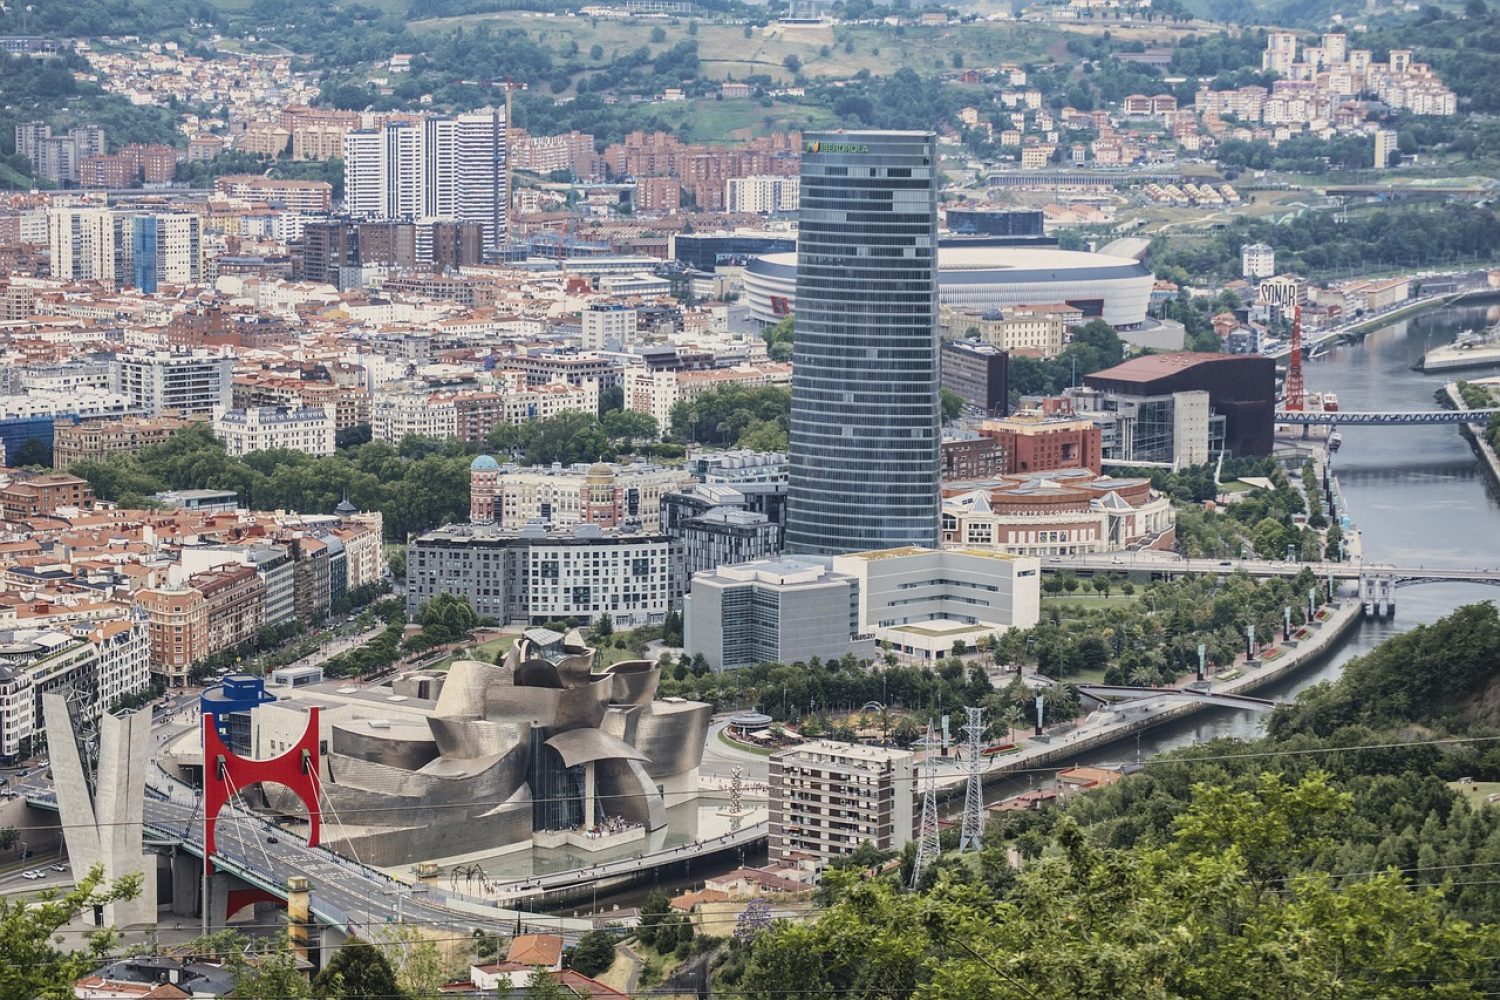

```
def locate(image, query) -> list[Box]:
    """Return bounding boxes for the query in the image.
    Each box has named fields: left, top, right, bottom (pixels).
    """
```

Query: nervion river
left=1077, top=300, right=1500, bottom=761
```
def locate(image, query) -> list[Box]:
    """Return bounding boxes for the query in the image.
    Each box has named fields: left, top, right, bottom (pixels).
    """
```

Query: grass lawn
left=1043, top=592, right=1141, bottom=613
left=1448, top=780, right=1500, bottom=808
left=428, top=635, right=514, bottom=671
left=718, top=728, right=775, bottom=756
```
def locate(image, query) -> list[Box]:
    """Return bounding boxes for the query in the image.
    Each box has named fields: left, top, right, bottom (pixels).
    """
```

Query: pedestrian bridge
left=1275, top=409, right=1500, bottom=425
left=1075, top=684, right=1284, bottom=712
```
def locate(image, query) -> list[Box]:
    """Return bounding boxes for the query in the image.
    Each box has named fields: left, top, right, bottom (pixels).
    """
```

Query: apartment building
left=769, top=741, right=914, bottom=868
left=940, top=305, right=1069, bottom=358
left=725, top=175, right=799, bottom=214
left=214, top=406, right=336, bottom=457
left=134, top=586, right=208, bottom=684
left=0, top=473, right=95, bottom=522
left=468, top=458, right=692, bottom=529
left=406, top=521, right=678, bottom=628
left=0, top=620, right=151, bottom=761
left=111, top=349, right=234, bottom=416
left=52, top=414, right=204, bottom=468
left=623, top=363, right=791, bottom=435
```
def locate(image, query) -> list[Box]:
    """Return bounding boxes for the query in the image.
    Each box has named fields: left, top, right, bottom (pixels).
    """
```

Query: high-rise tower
left=786, top=130, right=940, bottom=554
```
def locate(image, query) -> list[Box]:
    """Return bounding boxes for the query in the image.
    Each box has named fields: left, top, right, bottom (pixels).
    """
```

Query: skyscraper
left=786, top=130, right=940, bottom=555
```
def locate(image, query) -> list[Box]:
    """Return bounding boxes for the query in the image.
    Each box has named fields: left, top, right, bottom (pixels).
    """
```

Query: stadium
left=743, top=245, right=1154, bottom=329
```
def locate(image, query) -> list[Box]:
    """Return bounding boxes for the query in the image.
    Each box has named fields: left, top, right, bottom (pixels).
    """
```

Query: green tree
left=232, top=946, right=313, bottom=1000
left=311, top=938, right=402, bottom=1000
left=0, top=865, right=140, bottom=1000
left=567, top=929, right=617, bottom=978
left=939, top=388, right=965, bottom=424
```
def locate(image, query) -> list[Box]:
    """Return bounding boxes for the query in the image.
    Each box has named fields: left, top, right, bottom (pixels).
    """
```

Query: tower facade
left=786, top=131, right=940, bottom=554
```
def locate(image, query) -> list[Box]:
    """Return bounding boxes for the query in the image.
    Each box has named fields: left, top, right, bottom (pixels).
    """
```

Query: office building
left=684, top=557, right=860, bottom=671
left=769, top=741, right=913, bottom=867
left=940, top=340, right=1009, bottom=416
left=111, top=349, right=234, bottom=416
left=1066, top=384, right=1216, bottom=467
left=670, top=499, right=784, bottom=579
left=405, top=522, right=678, bottom=628
left=1080, top=352, right=1276, bottom=458
left=939, top=304, right=1070, bottom=358
left=787, top=130, right=941, bottom=554
left=213, top=406, right=336, bottom=457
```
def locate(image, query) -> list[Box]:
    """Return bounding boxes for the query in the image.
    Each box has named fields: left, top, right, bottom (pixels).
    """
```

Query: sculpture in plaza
left=314, top=628, right=711, bottom=864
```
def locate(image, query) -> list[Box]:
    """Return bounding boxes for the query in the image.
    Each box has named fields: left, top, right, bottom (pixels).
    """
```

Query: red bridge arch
left=202, top=708, right=321, bottom=872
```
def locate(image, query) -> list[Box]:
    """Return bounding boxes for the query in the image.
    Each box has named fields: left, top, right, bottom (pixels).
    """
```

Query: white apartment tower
left=111, top=349, right=234, bottom=416
left=344, top=112, right=507, bottom=250
left=1374, top=128, right=1398, bottom=170
left=48, top=206, right=131, bottom=285
left=1241, top=242, right=1276, bottom=280
left=1263, top=32, right=1298, bottom=76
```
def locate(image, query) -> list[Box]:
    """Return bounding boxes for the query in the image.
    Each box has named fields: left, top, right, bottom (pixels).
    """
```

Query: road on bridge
left=1040, top=552, right=1500, bottom=584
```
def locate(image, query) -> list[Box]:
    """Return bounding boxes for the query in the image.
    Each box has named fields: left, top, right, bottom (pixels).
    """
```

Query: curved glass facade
left=787, top=131, right=940, bottom=554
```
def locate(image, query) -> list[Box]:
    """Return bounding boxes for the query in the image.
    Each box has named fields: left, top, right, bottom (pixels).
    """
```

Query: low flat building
left=769, top=740, right=914, bottom=869
left=831, top=547, right=1041, bottom=660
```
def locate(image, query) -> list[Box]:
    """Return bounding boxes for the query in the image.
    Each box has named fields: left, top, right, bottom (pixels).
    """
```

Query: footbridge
left=1074, top=684, right=1283, bottom=712
left=1275, top=409, right=1500, bottom=426
left=1041, top=554, right=1500, bottom=587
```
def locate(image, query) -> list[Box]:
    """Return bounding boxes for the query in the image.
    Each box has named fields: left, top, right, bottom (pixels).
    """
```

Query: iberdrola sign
left=805, top=140, right=871, bottom=154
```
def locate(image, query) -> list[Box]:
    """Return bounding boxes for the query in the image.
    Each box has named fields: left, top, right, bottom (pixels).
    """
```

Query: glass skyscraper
left=786, top=130, right=940, bottom=554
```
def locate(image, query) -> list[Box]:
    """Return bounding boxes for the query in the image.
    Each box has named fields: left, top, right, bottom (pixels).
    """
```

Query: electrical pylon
left=958, top=706, right=986, bottom=851
left=911, top=721, right=941, bottom=890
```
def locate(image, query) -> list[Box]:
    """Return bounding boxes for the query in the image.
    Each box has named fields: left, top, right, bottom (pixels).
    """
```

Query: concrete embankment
left=1442, top=382, right=1500, bottom=489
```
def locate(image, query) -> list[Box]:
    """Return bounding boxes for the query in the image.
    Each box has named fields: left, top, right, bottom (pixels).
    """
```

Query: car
left=266, top=836, right=279, bottom=845
left=49, top=863, right=65, bottom=872
left=1219, top=560, right=1232, bottom=567
left=23, top=871, right=40, bottom=880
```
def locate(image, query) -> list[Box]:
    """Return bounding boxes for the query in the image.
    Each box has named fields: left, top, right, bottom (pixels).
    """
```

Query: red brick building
left=979, top=410, right=1102, bottom=475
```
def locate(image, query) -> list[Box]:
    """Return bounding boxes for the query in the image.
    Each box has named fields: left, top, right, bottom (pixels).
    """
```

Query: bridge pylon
left=1360, top=567, right=1396, bottom=619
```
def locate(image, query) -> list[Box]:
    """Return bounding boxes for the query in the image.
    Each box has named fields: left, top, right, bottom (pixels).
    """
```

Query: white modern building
left=469, top=459, right=693, bottom=529
left=110, top=348, right=234, bottom=416
left=769, top=740, right=914, bottom=868
left=726, top=175, right=799, bottom=214
left=831, top=547, right=1041, bottom=660
left=343, top=111, right=508, bottom=250
left=744, top=245, right=1153, bottom=328
left=1240, top=243, right=1276, bottom=280
left=48, top=205, right=131, bottom=285
left=214, top=406, right=336, bottom=457
left=581, top=303, right=635, bottom=351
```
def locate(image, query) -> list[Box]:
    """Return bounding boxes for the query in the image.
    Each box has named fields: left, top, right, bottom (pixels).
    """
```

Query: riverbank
left=1442, top=381, right=1500, bottom=490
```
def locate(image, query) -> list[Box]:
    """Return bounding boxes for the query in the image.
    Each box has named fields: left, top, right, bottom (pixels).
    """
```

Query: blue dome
left=470, top=455, right=500, bottom=471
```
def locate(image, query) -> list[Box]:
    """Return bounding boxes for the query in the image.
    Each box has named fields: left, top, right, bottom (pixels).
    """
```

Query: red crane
left=1283, top=305, right=1305, bottom=411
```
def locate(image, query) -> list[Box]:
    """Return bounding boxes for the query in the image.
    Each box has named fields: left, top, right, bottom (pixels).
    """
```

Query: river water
left=1074, top=299, right=1500, bottom=762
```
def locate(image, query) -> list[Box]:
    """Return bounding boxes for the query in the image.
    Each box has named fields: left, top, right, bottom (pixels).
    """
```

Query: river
left=1069, top=299, right=1500, bottom=762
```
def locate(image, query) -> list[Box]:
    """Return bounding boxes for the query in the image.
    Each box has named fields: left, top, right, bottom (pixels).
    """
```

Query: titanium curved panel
left=600, top=705, right=641, bottom=745
left=544, top=728, right=649, bottom=768
left=548, top=675, right=614, bottom=732
left=326, top=743, right=530, bottom=805
left=602, top=660, right=659, bottom=705
left=482, top=684, right=562, bottom=727
left=331, top=721, right=439, bottom=770
left=426, top=716, right=526, bottom=759
left=633, top=700, right=712, bottom=778
left=596, top=758, right=668, bottom=831
left=551, top=651, right=597, bottom=688
left=514, top=659, right=565, bottom=689
left=435, top=659, right=513, bottom=716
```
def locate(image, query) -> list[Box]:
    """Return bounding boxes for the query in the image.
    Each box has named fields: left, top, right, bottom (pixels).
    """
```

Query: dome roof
left=470, top=454, right=500, bottom=471
left=334, top=498, right=358, bottom=515
left=585, top=462, right=615, bottom=482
